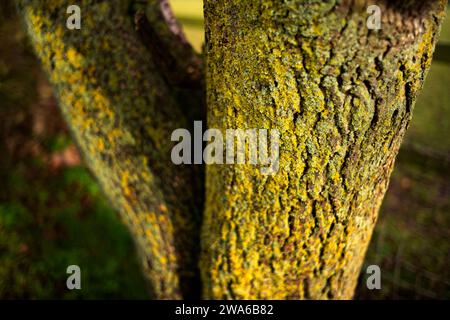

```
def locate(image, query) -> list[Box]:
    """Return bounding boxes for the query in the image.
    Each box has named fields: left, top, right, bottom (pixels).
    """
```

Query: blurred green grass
left=0, top=0, right=448, bottom=299
left=0, top=166, right=149, bottom=299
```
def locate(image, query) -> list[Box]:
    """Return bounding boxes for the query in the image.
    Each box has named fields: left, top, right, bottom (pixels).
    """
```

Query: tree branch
left=16, top=0, right=202, bottom=299
left=133, top=0, right=206, bottom=123
left=135, top=12, right=202, bottom=89
left=134, top=4, right=203, bottom=88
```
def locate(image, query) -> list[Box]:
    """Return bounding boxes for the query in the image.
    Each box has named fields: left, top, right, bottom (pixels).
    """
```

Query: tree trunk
left=16, top=0, right=447, bottom=299
left=201, top=0, right=447, bottom=299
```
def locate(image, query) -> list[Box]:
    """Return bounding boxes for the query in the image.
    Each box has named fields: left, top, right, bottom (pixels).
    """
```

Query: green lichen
left=16, top=0, right=202, bottom=299
left=201, top=0, right=447, bottom=299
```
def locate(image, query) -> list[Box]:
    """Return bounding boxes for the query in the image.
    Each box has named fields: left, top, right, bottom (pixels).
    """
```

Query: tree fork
left=16, top=0, right=447, bottom=300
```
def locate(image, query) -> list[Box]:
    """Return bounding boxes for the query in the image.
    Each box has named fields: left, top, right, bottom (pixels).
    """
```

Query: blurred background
left=0, top=0, right=448, bottom=299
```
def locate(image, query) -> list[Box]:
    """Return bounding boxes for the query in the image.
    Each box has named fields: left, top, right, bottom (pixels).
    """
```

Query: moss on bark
left=201, top=0, right=447, bottom=299
left=16, top=0, right=203, bottom=299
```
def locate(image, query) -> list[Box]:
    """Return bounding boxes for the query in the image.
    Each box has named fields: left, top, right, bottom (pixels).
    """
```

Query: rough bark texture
left=16, top=0, right=203, bottom=299
left=201, top=0, right=447, bottom=299
left=16, top=0, right=447, bottom=300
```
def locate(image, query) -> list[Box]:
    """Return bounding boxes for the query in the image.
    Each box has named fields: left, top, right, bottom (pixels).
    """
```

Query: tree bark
left=16, top=0, right=204, bottom=299
left=201, top=0, right=447, bottom=299
left=16, top=0, right=447, bottom=300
